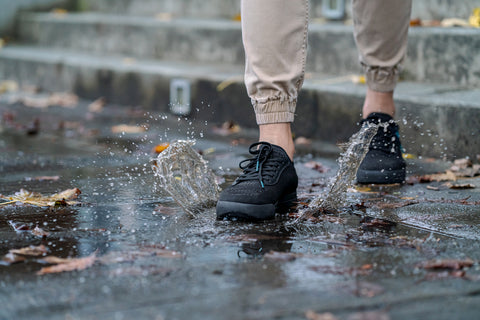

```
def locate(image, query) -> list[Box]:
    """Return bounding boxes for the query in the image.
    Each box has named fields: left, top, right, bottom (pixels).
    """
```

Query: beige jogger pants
left=242, top=0, right=412, bottom=125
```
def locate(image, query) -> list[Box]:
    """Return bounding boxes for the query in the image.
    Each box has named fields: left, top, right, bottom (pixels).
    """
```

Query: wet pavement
left=1, top=100, right=480, bottom=320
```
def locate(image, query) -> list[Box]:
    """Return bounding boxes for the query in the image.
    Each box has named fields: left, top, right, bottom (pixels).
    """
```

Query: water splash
left=152, top=140, right=219, bottom=217
left=296, top=123, right=379, bottom=221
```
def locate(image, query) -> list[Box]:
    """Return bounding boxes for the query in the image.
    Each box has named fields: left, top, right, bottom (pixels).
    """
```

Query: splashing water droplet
left=296, top=123, right=379, bottom=221
left=152, top=140, right=219, bottom=217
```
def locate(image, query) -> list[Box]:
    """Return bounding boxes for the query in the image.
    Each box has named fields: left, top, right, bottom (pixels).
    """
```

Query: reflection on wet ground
left=1, top=117, right=480, bottom=320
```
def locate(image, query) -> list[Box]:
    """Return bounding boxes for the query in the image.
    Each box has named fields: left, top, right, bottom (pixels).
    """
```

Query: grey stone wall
left=0, top=0, right=68, bottom=36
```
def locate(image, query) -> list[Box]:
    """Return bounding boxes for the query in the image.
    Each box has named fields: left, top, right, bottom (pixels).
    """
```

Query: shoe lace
left=361, top=119, right=403, bottom=153
left=236, top=142, right=283, bottom=189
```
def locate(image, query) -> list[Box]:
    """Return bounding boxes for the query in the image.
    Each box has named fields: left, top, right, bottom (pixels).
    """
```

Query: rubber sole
left=216, top=192, right=297, bottom=221
left=356, top=168, right=406, bottom=184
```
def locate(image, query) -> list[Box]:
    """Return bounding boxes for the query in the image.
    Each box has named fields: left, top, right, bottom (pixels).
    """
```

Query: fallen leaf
left=445, top=182, right=475, bottom=189
left=25, top=175, right=60, bottom=181
left=212, top=121, right=241, bottom=136
left=264, top=251, right=300, bottom=262
left=37, top=252, right=97, bottom=275
left=346, top=310, right=390, bottom=320
left=153, top=142, right=170, bottom=154
left=32, top=226, right=50, bottom=238
left=155, top=12, right=173, bottom=21
left=295, top=136, right=312, bottom=146
left=310, top=265, right=371, bottom=276
left=52, top=8, right=68, bottom=15
left=426, top=185, right=439, bottom=191
left=423, top=270, right=466, bottom=281
left=10, top=245, right=48, bottom=256
left=2, top=252, right=26, bottom=265
left=87, top=97, right=106, bottom=113
left=0, top=188, right=81, bottom=207
left=409, top=18, right=422, bottom=26
left=0, top=80, right=18, bottom=93
left=351, top=75, right=366, bottom=84
left=111, top=124, right=147, bottom=134
left=305, top=310, right=339, bottom=320
left=418, top=258, right=475, bottom=271
left=441, top=18, right=470, bottom=27
left=469, top=8, right=480, bottom=27
left=304, top=161, right=329, bottom=173
left=122, top=57, right=137, bottom=65
left=39, top=256, right=71, bottom=264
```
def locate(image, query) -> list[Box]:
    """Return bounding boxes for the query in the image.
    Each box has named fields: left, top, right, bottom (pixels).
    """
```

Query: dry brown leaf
left=441, top=18, right=470, bottom=27
left=418, top=258, right=475, bottom=271
left=304, top=161, right=329, bottom=173
left=37, top=252, right=96, bottom=275
left=347, top=311, right=390, bottom=320
left=295, top=136, right=312, bottom=146
left=155, top=12, right=173, bottom=21
left=111, top=124, right=147, bottom=134
left=10, top=245, right=48, bottom=256
left=2, top=252, right=26, bottom=265
left=87, top=97, right=106, bottom=113
left=212, top=121, right=241, bottom=136
left=424, top=170, right=457, bottom=182
left=153, top=142, right=170, bottom=154
left=306, top=310, right=339, bottom=320
left=0, top=188, right=81, bottom=207
left=264, top=251, right=300, bottom=262
left=32, top=226, right=50, bottom=237
left=445, top=182, right=475, bottom=189
left=39, top=256, right=71, bottom=264
left=25, top=175, right=60, bottom=182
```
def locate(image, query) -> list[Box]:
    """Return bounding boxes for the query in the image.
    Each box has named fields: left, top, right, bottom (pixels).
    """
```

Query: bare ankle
left=259, top=123, right=295, bottom=160
left=362, top=89, right=396, bottom=118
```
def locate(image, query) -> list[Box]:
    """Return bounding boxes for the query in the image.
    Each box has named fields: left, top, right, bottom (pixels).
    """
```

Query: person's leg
left=242, top=0, right=309, bottom=160
left=353, top=0, right=412, bottom=184
left=353, top=0, right=411, bottom=118
left=216, top=0, right=308, bottom=220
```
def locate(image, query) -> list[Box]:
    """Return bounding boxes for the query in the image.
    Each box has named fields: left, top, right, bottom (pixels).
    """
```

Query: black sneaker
left=216, top=142, right=298, bottom=221
left=356, top=112, right=406, bottom=184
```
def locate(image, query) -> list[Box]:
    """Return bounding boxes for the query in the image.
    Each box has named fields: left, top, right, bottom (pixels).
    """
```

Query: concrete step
left=18, top=12, right=480, bottom=86
left=81, top=0, right=479, bottom=21
left=0, top=45, right=479, bottom=159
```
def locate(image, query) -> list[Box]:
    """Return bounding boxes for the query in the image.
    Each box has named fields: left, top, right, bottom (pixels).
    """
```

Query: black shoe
left=216, top=142, right=298, bottom=221
left=356, top=112, right=406, bottom=184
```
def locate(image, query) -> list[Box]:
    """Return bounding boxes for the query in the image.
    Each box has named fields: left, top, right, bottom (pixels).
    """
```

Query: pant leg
left=241, top=0, right=309, bottom=125
left=352, top=0, right=412, bottom=92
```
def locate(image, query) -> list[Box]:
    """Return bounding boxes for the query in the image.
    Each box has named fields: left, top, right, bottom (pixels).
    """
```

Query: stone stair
left=0, top=0, right=479, bottom=159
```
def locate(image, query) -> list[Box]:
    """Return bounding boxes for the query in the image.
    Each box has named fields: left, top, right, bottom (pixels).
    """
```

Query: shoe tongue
left=365, top=112, right=393, bottom=124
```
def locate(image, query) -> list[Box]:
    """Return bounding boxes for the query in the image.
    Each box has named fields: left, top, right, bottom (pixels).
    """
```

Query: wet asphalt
left=1, top=100, right=480, bottom=320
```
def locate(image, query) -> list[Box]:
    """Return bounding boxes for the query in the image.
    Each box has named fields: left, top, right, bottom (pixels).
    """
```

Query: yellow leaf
left=469, top=8, right=480, bottom=27
left=52, top=8, right=68, bottom=17
left=351, top=75, right=366, bottom=84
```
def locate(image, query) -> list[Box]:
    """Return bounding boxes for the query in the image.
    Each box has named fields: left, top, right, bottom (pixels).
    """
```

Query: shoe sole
left=216, top=192, right=297, bottom=221
left=356, top=168, right=406, bottom=184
